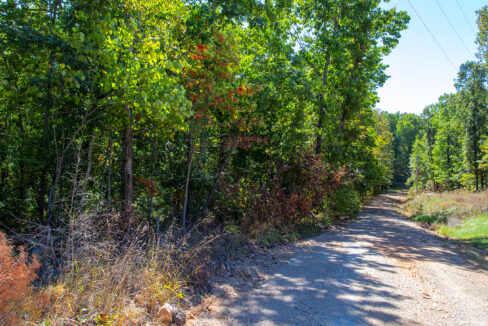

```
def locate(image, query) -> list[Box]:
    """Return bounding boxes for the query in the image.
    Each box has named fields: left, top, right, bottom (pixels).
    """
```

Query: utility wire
left=455, top=0, right=477, bottom=36
left=406, top=0, right=457, bottom=70
left=435, top=0, right=474, bottom=59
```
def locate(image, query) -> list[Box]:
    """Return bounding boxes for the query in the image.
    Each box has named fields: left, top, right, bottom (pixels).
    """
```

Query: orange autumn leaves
left=0, top=232, right=40, bottom=324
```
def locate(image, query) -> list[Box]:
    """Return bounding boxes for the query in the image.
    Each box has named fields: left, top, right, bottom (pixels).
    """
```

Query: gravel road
left=191, top=191, right=488, bottom=325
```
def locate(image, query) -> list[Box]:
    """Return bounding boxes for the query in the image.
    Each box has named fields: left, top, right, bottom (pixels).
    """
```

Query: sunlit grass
left=439, top=214, right=488, bottom=251
left=405, top=190, right=488, bottom=252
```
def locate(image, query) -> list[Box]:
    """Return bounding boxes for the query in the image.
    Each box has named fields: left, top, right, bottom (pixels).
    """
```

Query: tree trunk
left=148, top=139, right=158, bottom=223
left=182, top=128, right=195, bottom=234
left=39, top=1, right=61, bottom=224
left=17, top=113, right=26, bottom=218
left=315, top=54, right=331, bottom=155
left=38, top=96, right=50, bottom=224
left=99, top=138, right=111, bottom=205
left=446, top=133, right=451, bottom=188
left=481, top=171, right=485, bottom=190
left=202, top=138, right=236, bottom=217
left=107, top=140, right=113, bottom=209
left=80, top=135, right=95, bottom=212
left=122, top=105, right=134, bottom=229
left=415, top=151, right=419, bottom=193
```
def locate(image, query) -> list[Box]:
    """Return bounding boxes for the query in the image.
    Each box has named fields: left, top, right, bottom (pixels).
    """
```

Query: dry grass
left=405, top=190, right=488, bottom=252
left=405, top=189, right=488, bottom=225
left=0, top=232, right=40, bottom=325
left=8, top=211, right=218, bottom=325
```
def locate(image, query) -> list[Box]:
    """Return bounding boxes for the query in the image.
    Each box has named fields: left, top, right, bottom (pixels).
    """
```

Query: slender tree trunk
left=122, top=105, right=134, bottom=229
left=202, top=138, right=236, bottom=217
left=315, top=55, right=331, bottom=155
left=481, top=171, right=485, bottom=190
left=38, top=96, right=50, bottom=223
left=182, top=128, right=195, bottom=234
left=475, top=136, right=479, bottom=192
left=17, top=113, right=25, bottom=218
left=107, top=140, right=113, bottom=209
left=338, top=105, right=347, bottom=161
left=415, top=151, right=419, bottom=193
left=80, top=135, right=95, bottom=212
left=148, top=139, right=157, bottom=223
left=99, top=138, right=111, bottom=204
left=446, top=133, right=451, bottom=188
left=46, top=108, right=93, bottom=225
left=39, top=1, right=61, bottom=224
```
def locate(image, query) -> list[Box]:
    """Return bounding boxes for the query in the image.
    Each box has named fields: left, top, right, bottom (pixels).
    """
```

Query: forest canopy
left=0, top=0, right=409, bottom=239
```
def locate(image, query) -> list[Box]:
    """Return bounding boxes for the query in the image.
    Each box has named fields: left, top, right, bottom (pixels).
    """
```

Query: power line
left=406, top=0, right=457, bottom=70
left=455, top=0, right=477, bottom=36
left=435, top=0, right=475, bottom=59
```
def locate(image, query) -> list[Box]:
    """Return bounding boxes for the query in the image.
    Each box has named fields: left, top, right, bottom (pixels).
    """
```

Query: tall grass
left=405, top=189, right=488, bottom=225
left=405, top=190, right=488, bottom=251
left=3, top=210, right=217, bottom=325
left=439, top=214, right=488, bottom=251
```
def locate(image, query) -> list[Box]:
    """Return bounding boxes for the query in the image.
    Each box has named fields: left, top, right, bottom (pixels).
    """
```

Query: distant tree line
left=405, top=6, right=488, bottom=192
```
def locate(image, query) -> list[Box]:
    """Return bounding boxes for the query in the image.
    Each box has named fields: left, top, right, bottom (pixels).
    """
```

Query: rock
left=237, top=265, right=251, bottom=278
left=157, top=305, right=172, bottom=324
left=157, top=303, right=186, bottom=325
left=172, top=309, right=186, bottom=325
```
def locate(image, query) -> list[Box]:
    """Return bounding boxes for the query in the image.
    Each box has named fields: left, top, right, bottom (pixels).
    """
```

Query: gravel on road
left=190, top=191, right=488, bottom=326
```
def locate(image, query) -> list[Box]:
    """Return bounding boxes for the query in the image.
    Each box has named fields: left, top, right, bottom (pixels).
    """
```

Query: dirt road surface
left=190, top=191, right=488, bottom=325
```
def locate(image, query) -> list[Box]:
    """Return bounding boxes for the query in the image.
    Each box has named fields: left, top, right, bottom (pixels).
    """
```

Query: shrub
left=325, top=183, right=362, bottom=218
left=216, top=153, right=350, bottom=236
left=0, top=232, right=40, bottom=324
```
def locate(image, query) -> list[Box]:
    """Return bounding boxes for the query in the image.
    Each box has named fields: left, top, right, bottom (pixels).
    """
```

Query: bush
left=0, top=232, right=40, bottom=324
left=216, top=153, right=349, bottom=237
left=326, top=183, right=362, bottom=218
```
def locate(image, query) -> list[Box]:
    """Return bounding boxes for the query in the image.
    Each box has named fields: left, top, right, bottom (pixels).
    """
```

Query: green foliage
left=477, top=5, right=488, bottom=63
left=0, top=0, right=409, bottom=281
left=408, top=62, right=488, bottom=192
left=326, top=184, right=362, bottom=217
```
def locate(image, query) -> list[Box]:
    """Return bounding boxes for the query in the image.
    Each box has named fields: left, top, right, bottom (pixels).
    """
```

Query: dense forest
left=0, top=0, right=486, bottom=324
left=0, top=0, right=408, bottom=250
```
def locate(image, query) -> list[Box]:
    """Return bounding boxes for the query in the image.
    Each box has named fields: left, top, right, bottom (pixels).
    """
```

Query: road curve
left=192, top=191, right=488, bottom=325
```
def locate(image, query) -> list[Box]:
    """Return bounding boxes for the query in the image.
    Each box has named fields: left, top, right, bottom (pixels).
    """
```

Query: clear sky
left=377, top=0, right=486, bottom=114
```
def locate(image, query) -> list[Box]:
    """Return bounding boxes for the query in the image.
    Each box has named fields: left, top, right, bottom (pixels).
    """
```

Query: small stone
left=157, top=306, right=172, bottom=324
left=172, top=309, right=186, bottom=325
left=237, top=265, right=251, bottom=278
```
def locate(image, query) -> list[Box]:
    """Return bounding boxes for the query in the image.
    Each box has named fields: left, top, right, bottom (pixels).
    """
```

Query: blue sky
left=377, top=0, right=486, bottom=114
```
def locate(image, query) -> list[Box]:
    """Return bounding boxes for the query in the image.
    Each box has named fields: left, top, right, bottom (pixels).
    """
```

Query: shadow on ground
left=203, top=191, right=485, bottom=325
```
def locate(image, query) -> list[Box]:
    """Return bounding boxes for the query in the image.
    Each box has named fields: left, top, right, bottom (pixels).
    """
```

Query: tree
left=456, top=61, right=488, bottom=191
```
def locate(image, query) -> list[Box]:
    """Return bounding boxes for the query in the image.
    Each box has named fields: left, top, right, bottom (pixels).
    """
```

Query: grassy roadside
left=438, top=214, right=488, bottom=251
left=404, top=190, right=488, bottom=252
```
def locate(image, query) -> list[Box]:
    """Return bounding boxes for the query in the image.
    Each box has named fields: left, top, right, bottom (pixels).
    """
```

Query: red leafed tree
left=180, top=30, right=263, bottom=228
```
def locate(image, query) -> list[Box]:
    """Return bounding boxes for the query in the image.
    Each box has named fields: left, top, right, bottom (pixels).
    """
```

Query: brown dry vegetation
left=0, top=213, right=221, bottom=325
left=405, top=189, right=488, bottom=225
left=0, top=233, right=40, bottom=324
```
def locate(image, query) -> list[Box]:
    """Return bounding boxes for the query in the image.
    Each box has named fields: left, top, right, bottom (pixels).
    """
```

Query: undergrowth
left=0, top=212, right=215, bottom=325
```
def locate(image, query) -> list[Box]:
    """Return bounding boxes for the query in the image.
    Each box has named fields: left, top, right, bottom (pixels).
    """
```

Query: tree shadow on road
left=202, top=190, right=485, bottom=325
